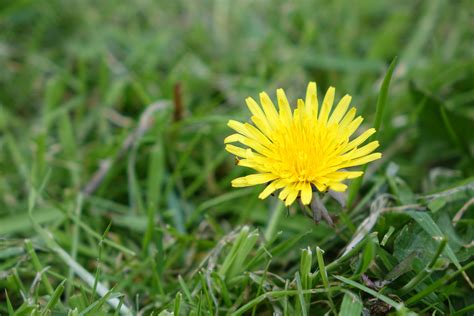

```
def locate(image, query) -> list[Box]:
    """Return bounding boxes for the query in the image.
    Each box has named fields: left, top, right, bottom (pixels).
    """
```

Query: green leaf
left=394, top=221, right=440, bottom=268
left=355, top=234, right=377, bottom=276
left=407, top=211, right=461, bottom=270
left=338, top=291, right=363, bottom=316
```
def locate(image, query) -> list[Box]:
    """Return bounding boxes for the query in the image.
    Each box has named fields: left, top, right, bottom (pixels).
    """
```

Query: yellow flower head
left=224, top=82, right=381, bottom=206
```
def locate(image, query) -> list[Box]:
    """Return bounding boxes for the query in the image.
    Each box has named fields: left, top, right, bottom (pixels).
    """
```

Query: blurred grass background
left=0, top=0, right=473, bottom=315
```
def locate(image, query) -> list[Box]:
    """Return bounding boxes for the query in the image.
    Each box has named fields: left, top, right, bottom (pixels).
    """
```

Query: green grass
left=1, top=0, right=473, bottom=315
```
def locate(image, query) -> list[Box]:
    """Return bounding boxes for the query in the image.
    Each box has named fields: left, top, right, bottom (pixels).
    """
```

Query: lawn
left=0, top=0, right=473, bottom=315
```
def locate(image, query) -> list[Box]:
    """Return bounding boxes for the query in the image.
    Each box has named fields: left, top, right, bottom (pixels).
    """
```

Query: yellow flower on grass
left=224, top=82, right=382, bottom=206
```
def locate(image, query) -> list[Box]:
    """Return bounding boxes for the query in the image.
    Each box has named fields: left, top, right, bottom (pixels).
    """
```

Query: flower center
left=270, top=121, right=343, bottom=183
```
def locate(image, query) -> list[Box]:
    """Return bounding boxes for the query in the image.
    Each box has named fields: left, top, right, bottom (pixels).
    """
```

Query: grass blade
left=338, top=291, right=363, bottom=316
left=347, top=56, right=398, bottom=208
left=295, top=272, right=307, bottom=316
left=230, top=288, right=339, bottom=316
left=334, top=275, right=403, bottom=310
left=316, top=247, right=336, bottom=313
left=41, top=279, right=66, bottom=316
left=28, top=209, right=131, bottom=315
left=174, top=292, right=183, bottom=316
left=405, top=261, right=474, bottom=305
left=264, top=201, right=285, bottom=241
left=5, top=290, right=14, bottom=316
left=24, top=239, right=54, bottom=295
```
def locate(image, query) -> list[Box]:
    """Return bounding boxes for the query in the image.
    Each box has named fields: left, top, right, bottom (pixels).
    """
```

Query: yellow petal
left=245, top=97, right=267, bottom=125
left=278, top=185, right=291, bottom=200
left=338, top=107, right=356, bottom=130
left=224, top=133, right=242, bottom=144
left=251, top=115, right=272, bottom=138
left=346, top=171, right=363, bottom=179
left=341, top=116, right=363, bottom=140
left=273, top=179, right=289, bottom=189
left=228, top=120, right=273, bottom=150
left=225, top=144, right=253, bottom=158
left=285, top=187, right=299, bottom=206
left=344, top=128, right=376, bottom=152
left=340, top=171, right=363, bottom=179
left=305, top=82, right=318, bottom=118
left=328, top=94, right=351, bottom=125
left=342, top=153, right=382, bottom=168
left=231, top=173, right=278, bottom=187
left=325, top=171, right=364, bottom=181
left=244, top=123, right=273, bottom=148
left=276, top=88, right=292, bottom=126
left=329, top=182, right=348, bottom=192
left=313, top=180, right=327, bottom=192
left=245, top=97, right=272, bottom=136
left=259, top=182, right=277, bottom=199
left=237, top=159, right=265, bottom=172
left=259, top=92, right=280, bottom=129
left=227, top=120, right=252, bottom=137
left=319, top=86, right=335, bottom=125
left=344, top=141, right=379, bottom=160
left=300, top=182, right=312, bottom=205
left=250, top=174, right=278, bottom=184
left=296, top=99, right=305, bottom=123
left=226, top=134, right=273, bottom=157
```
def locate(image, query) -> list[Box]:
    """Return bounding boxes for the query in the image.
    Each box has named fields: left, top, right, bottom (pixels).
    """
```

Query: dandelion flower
left=224, top=82, right=381, bottom=206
